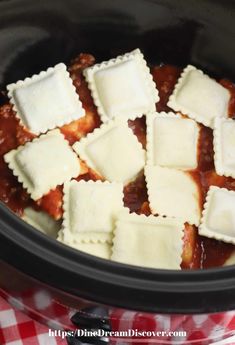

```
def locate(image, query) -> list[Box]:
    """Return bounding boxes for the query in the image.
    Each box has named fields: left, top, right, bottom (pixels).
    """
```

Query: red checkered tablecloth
left=0, top=296, right=66, bottom=345
left=1, top=290, right=235, bottom=345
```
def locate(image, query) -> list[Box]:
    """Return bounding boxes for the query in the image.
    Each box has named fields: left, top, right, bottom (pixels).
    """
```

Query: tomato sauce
left=0, top=104, right=34, bottom=215
left=124, top=174, right=148, bottom=213
left=0, top=56, right=235, bottom=269
left=220, top=79, right=235, bottom=117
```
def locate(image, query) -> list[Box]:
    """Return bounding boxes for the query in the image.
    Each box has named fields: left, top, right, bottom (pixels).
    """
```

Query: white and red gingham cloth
left=1, top=289, right=235, bottom=345
left=0, top=296, right=66, bottom=345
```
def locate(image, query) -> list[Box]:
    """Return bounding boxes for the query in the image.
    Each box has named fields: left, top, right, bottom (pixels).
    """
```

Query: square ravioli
left=145, top=166, right=201, bottom=225
left=7, top=63, right=85, bottom=134
left=84, top=49, right=159, bottom=122
left=111, top=212, right=184, bottom=269
left=4, top=129, right=80, bottom=200
left=73, top=242, right=111, bottom=259
left=73, top=119, right=145, bottom=184
left=58, top=232, right=111, bottom=259
left=61, top=180, right=124, bottom=243
left=167, top=65, right=230, bottom=128
left=214, top=118, right=235, bottom=178
left=146, top=112, right=199, bottom=170
left=199, top=186, right=235, bottom=244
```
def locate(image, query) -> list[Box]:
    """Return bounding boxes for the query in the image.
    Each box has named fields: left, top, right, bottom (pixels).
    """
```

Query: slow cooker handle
left=67, top=307, right=111, bottom=345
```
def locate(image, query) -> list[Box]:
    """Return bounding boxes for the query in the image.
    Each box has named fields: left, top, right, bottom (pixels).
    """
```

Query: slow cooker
left=0, top=0, right=235, bottom=344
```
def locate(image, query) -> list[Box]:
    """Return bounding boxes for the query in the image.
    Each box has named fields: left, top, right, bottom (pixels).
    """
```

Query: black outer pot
left=0, top=0, right=235, bottom=315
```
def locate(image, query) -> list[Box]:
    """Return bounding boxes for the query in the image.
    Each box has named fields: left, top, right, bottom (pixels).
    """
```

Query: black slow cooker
left=0, top=0, right=235, bottom=325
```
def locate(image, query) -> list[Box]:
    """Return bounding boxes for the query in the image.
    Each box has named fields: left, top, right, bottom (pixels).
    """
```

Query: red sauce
left=36, top=187, right=64, bottom=220
left=198, top=126, right=214, bottom=172
left=151, top=65, right=182, bottom=112
left=124, top=174, right=148, bottom=214
left=1, top=58, right=235, bottom=269
left=181, top=224, right=202, bottom=269
left=128, top=116, right=146, bottom=149
left=220, top=79, right=235, bottom=117
left=0, top=104, right=34, bottom=215
left=199, top=236, right=235, bottom=269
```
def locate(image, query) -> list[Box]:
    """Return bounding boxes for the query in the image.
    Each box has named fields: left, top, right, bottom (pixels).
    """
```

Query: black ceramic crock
left=0, top=0, right=235, bottom=315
